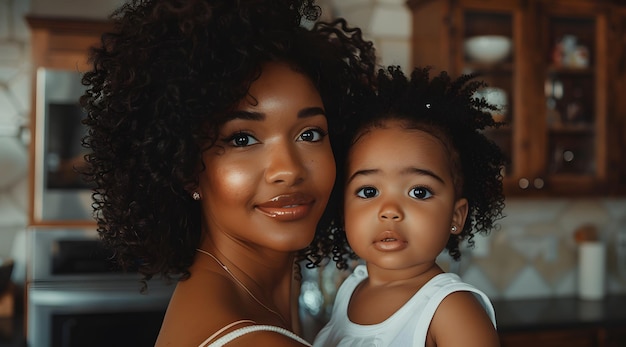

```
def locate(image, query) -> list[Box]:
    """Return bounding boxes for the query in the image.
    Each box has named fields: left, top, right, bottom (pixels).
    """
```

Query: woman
left=80, top=0, right=377, bottom=345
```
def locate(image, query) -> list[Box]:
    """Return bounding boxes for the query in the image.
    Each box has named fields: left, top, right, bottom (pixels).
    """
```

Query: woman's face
left=198, top=62, right=336, bottom=252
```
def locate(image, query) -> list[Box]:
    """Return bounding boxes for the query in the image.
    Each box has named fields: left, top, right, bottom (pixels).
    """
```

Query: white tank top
left=313, top=265, right=497, bottom=346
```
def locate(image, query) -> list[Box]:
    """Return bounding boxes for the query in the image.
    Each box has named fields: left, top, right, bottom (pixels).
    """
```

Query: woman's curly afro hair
left=80, top=0, right=377, bottom=283
left=326, top=66, right=506, bottom=265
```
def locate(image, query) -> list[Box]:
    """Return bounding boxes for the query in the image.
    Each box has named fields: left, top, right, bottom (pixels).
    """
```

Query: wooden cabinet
left=605, top=6, right=626, bottom=196
left=26, top=17, right=110, bottom=73
left=499, top=328, right=598, bottom=347
left=499, top=326, right=626, bottom=347
left=492, top=296, right=626, bottom=347
left=408, top=0, right=626, bottom=196
left=605, top=325, right=626, bottom=347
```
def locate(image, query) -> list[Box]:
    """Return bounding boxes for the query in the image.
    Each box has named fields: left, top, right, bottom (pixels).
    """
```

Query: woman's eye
left=356, top=186, right=379, bottom=199
left=409, top=187, right=433, bottom=200
left=298, top=128, right=327, bottom=142
left=228, top=133, right=259, bottom=147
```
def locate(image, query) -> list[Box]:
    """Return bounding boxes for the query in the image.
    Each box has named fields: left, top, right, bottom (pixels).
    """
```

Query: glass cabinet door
left=538, top=3, right=607, bottom=193
left=455, top=5, right=519, bottom=183
left=544, top=16, right=596, bottom=174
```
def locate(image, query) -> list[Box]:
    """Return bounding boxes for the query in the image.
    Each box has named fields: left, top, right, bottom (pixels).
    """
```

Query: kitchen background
left=2, top=0, right=626, bottom=308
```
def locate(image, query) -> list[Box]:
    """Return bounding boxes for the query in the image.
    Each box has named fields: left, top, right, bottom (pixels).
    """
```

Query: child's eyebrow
left=224, top=107, right=326, bottom=121
left=402, top=167, right=445, bottom=184
left=346, top=166, right=445, bottom=184
left=346, top=168, right=378, bottom=184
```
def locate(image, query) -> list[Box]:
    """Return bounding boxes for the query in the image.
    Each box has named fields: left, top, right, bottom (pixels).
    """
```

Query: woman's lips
left=255, top=193, right=315, bottom=221
left=373, top=231, right=407, bottom=251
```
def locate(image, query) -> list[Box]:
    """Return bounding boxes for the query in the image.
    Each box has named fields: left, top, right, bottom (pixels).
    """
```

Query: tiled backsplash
left=1, top=0, right=625, bottom=301
left=454, top=199, right=626, bottom=299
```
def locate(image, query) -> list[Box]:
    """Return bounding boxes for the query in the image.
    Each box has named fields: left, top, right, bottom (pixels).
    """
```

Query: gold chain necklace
left=196, top=248, right=288, bottom=326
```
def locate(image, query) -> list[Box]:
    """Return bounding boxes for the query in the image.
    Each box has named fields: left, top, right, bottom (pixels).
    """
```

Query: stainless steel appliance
left=33, top=68, right=93, bottom=223
left=26, top=228, right=174, bottom=347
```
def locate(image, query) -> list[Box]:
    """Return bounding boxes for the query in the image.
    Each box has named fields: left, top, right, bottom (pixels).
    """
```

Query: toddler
left=314, top=66, right=506, bottom=347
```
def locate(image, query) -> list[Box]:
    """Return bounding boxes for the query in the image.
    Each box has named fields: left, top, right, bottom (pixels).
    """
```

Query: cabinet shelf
left=548, top=124, right=594, bottom=134
left=464, top=63, right=514, bottom=74
left=547, top=66, right=594, bottom=75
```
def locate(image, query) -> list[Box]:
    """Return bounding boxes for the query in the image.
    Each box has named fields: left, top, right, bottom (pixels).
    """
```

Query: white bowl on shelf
left=464, top=35, right=512, bottom=64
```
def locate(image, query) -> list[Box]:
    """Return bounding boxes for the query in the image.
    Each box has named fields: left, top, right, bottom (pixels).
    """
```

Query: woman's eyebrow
left=225, top=107, right=325, bottom=121
left=225, top=110, right=264, bottom=121
left=298, top=107, right=326, bottom=118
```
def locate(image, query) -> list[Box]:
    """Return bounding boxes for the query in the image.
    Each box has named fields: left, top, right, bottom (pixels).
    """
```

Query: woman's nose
left=265, top=145, right=306, bottom=186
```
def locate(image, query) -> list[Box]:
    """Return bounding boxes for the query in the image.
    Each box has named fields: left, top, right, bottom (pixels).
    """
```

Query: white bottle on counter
left=578, top=241, right=606, bottom=300
left=616, top=219, right=626, bottom=280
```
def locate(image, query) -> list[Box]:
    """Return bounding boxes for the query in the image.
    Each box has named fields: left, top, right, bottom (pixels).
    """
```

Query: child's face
left=344, top=120, right=467, bottom=272
left=198, top=62, right=335, bottom=252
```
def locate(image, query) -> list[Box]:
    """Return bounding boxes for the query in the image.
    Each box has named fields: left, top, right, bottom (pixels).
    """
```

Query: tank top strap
left=200, top=324, right=312, bottom=347
left=199, top=320, right=256, bottom=346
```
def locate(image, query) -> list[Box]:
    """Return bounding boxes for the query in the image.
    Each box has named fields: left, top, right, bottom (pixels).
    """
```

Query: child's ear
left=451, top=198, right=468, bottom=235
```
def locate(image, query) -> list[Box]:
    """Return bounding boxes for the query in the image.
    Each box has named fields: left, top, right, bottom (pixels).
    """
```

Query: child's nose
left=379, top=203, right=403, bottom=221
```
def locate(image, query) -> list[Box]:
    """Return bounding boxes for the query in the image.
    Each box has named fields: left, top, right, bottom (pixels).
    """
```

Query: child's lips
left=255, top=193, right=315, bottom=221
left=373, top=231, right=407, bottom=251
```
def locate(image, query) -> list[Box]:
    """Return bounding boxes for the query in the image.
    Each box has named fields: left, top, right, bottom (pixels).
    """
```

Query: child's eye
left=224, top=132, right=259, bottom=147
left=298, top=128, right=327, bottom=142
left=409, top=186, right=433, bottom=200
left=356, top=186, right=379, bottom=199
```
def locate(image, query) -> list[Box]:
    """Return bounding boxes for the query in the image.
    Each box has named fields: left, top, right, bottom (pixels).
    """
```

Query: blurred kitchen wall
left=1, top=0, right=626, bottom=299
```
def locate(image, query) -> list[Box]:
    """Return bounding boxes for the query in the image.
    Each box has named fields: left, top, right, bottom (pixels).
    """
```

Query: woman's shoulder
left=155, top=270, right=252, bottom=346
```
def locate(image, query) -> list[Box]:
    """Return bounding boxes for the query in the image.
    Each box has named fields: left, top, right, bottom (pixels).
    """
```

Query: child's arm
left=427, top=291, right=500, bottom=347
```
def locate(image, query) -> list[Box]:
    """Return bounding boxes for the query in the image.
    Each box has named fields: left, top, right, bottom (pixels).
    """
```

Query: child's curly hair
left=327, top=66, right=506, bottom=265
left=80, top=0, right=377, bottom=283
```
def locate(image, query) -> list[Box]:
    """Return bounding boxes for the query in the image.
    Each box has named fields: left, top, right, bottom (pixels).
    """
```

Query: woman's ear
left=451, top=198, right=468, bottom=235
